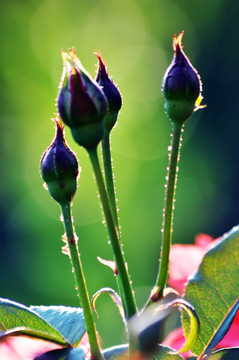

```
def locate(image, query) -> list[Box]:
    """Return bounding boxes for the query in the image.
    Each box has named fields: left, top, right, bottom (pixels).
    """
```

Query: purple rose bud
left=95, top=52, right=122, bottom=132
left=40, top=117, right=79, bottom=204
left=162, top=32, right=204, bottom=123
left=57, top=49, right=108, bottom=149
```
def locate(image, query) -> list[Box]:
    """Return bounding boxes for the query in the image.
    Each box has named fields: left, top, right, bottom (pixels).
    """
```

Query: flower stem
left=101, top=132, right=127, bottom=331
left=88, top=147, right=137, bottom=320
left=60, top=203, right=104, bottom=360
left=101, top=132, right=119, bottom=234
left=155, top=122, right=183, bottom=300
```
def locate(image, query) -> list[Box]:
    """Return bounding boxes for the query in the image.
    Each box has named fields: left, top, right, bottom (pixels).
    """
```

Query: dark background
left=0, top=0, right=239, bottom=348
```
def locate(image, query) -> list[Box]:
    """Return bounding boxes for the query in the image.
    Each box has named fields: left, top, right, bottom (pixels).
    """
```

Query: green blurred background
left=0, top=0, right=239, bottom=348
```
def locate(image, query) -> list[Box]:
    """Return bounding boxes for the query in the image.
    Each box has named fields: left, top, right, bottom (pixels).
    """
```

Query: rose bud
left=95, top=52, right=122, bottom=133
left=57, top=49, right=108, bottom=149
left=40, top=117, right=79, bottom=204
left=162, top=31, right=204, bottom=124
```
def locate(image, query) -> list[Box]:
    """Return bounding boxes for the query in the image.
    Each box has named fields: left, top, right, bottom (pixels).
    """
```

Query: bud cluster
left=41, top=35, right=203, bottom=206
left=57, top=49, right=122, bottom=149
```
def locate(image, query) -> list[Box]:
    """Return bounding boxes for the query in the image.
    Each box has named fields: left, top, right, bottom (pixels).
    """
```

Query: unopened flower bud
left=57, top=49, right=108, bottom=149
left=40, top=118, right=79, bottom=204
left=95, top=52, right=122, bottom=132
left=162, top=32, right=203, bottom=124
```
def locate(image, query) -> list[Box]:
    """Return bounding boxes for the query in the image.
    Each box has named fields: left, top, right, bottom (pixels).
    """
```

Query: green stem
left=101, top=132, right=120, bottom=234
left=101, top=132, right=127, bottom=328
left=60, top=203, right=103, bottom=360
left=155, top=122, right=183, bottom=300
left=88, top=147, right=137, bottom=320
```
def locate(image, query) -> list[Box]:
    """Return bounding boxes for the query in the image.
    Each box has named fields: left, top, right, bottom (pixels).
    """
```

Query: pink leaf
left=0, top=336, right=63, bottom=360
left=168, top=234, right=218, bottom=294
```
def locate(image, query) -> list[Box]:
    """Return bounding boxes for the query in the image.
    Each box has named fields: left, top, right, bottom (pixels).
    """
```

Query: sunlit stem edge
left=101, top=131, right=120, bottom=235
left=101, top=131, right=126, bottom=322
left=60, top=203, right=104, bottom=360
left=88, top=147, right=137, bottom=321
left=156, top=121, right=183, bottom=300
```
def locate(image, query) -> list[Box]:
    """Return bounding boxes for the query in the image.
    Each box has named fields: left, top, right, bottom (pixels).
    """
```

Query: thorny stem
left=155, top=122, right=183, bottom=301
left=101, top=132, right=126, bottom=314
left=101, top=132, right=120, bottom=235
left=60, top=203, right=104, bottom=360
left=88, top=147, right=137, bottom=321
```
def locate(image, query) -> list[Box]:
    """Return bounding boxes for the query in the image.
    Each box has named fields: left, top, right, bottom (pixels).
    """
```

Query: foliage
left=183, top=227, right=239, bottom=357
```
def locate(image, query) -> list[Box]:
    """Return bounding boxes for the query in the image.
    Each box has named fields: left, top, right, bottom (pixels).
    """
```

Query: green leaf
left=101, top=344, right=184, bottom=360
left=92, top=287, right=125, bottom=323
left=165, top=299, right=199, bottom=353
left=0, top=298, right=67, bottom=346
left=182, top=226, right=239, bottom=356
left=31, top=305, right=86, bottom=346
left=129, top=298, right=199, bottom=355
left=102, top=344, right=128, bottom=359
left=152, top=298, right=199, bottom=353
left=155, top=345, right=184, bottom=359
left=203, top=347, right=239, bottom=359
left=0, top=328, right=67, bottom=345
